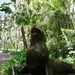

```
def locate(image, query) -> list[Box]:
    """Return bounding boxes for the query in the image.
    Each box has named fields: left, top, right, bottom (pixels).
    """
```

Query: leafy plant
left=0, top=3, right=12, bottom=13
left=1, top=50, right=26, bottom=75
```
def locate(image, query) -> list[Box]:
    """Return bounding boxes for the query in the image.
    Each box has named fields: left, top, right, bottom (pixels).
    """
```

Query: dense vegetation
left=0, top=0, right=75, bottom=75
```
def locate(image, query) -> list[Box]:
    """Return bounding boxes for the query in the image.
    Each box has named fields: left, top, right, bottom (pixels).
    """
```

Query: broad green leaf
left=51, top=0, right=63, bottom=8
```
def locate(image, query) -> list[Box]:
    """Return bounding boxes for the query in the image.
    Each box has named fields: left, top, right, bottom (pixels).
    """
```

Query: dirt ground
left=0, top=52, right=11, bottom=75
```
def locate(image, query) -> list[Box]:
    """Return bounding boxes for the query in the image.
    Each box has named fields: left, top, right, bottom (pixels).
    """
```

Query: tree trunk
left=21, top=25, right=27, bottom=49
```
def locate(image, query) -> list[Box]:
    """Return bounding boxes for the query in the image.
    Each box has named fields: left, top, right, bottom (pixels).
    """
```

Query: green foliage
left=11, top=0, right=16, bottom=3
left=48, top=39, right=68, bottom=58
left=0, top=3, right=11, bottom=6
left=51, top=0, right=63, bottom=8
left=0, top=3, right=12, bottom=13
left=47, top=29, right=75, bottom=59
left=1, top=50, right=26, bottom=75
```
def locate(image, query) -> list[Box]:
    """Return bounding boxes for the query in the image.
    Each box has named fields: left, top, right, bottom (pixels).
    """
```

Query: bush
left=1, top=50, right=26, bottom=75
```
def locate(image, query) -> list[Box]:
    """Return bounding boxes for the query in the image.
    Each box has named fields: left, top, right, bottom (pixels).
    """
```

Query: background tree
left=0, top=0, right=75, bottom=59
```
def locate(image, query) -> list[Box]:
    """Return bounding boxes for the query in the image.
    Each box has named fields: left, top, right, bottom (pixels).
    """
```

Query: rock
left=46, top=59, right=75, bottom=75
